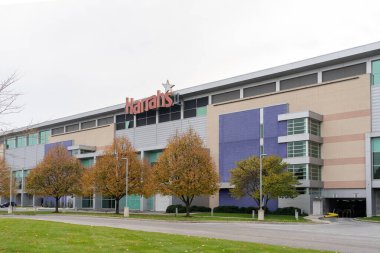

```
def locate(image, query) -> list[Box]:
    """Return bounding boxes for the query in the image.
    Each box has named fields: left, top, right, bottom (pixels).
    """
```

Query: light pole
left=122, top=157, right=129, bottom=217
left=258, top=153, right=266, bottom=221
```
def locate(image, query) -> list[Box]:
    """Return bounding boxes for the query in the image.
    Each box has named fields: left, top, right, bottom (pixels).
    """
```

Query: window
left=65, top=124, right=79, bottom=133
left=372, top=60, right=380, bottom=85
left=309, top=188, right=322, bottom=196
left=296, top=187, right=307, bottom=195
left=288, top=164, right=307, bottom=180
left=82, top=196, right=93, bottom=208
left=158, top=104, right=181, bottom=123
left=280, top=73, right=318, bottom=91
left=184, top=97, right=208, bottom=119
left=81, top=120, right=96, bottom=130
left=211, top=90, right=240, bottom=104
left=116, top=114, right=134, bottom=130
left=39, top=130, right=50, bottom=144
left=309, top=119, right=321, bottom=136
left=136, top=110, right=156, bottom=127
left=97, top=116, right=113, bottom=126
left=16, top=136, right=27, bottom=148
left=309, top=165, right=321, bottom=181
left=287, top=141, right=307, bottom=157
left=102, top=196, right=115, bottom=208
left=373, top=138, right=380, bottom=179
left=6, top=138, right=16, bottom=149
left=309, top=142, right=321, bottom=158
left=322, top=63, right=366, bottom=82
left=287, top=118, right=306, bottom=135
left=13, top=170, right=23, bottom=190
left=28, top=133, right=39, bottom=146
left=80, top=158, right=94, bottom=168
left=52, top=127, right=64, bottom=135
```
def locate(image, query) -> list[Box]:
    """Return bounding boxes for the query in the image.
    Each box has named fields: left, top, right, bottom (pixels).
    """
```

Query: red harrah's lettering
left=125, top=90, right=173, bottom=114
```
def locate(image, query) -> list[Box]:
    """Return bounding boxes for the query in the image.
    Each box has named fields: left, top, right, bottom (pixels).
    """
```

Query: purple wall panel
left=219, top=109, right=260, bottom=182
left=219, top=189, right=278, bottom=211
left=44, top=140, right=73, bottom=155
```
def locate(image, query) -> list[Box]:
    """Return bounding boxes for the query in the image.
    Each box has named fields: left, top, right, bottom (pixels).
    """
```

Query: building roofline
left=3, top=41, right=380, bottom=136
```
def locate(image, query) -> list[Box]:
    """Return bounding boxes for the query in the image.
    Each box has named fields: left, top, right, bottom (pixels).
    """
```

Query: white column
left=140, top=150, right=145, bottom=211
left=21, top=169, right=24, bottom=207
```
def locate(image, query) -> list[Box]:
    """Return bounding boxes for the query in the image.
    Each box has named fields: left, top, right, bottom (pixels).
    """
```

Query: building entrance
left=326, top=198, right=366, bottom=217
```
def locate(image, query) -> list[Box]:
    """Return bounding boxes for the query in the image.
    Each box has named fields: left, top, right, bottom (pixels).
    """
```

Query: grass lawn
left=357, top=216, right=380, bottom=222
left=0, top=210, right=307, bottom=222
left=0, top=219, right=329, bottom=253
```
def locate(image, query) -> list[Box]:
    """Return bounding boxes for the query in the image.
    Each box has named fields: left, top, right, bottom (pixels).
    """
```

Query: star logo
left=162, top=80, right=175, bottom=93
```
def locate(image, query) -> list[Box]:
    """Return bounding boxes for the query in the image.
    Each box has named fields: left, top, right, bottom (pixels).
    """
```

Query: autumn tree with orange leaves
left=26, top=145, right=84, bottom=213
left=0, top=159, right=11, bottom=199
left=82, top=137, right=153, bottom=214
left=153, top=129, right=219, bottom=217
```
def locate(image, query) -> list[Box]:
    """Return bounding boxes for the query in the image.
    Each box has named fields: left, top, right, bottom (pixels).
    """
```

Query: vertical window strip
left=372, top=60, right=380, bottom=85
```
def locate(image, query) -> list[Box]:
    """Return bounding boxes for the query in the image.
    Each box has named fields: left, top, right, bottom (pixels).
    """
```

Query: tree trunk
left=115, top=198, right=120, bottom=214
left=185, top=202, right=190, bottom=217
left=54, top=197, right=60, bottom=213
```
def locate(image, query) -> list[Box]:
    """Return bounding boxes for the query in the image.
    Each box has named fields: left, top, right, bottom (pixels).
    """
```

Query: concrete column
left=365, top=133, right=373, bottom=217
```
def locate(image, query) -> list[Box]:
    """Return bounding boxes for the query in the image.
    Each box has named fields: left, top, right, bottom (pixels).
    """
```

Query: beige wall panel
left=207, top=75, right=371, bottom=175
left=322, top=164, right=365, bottom=182
left=322, top=140, right=365, bottom=159
left=50, top=124, right=114, bottom=148
left=321, top=117, right=370, bottom=137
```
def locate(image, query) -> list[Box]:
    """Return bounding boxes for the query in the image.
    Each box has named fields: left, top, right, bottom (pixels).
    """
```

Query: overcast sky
left=1, top=0, right=380, bottom=129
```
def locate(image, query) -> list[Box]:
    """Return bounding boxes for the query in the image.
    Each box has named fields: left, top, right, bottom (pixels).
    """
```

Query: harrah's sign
left=125, top=90, right=173, bottom=114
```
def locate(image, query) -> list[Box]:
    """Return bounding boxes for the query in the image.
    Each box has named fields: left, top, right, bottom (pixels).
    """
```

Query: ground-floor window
left=102, top=196, right=115, bottom=209
left=373, top=138, right=380, bottom=179
left=82, top=196, right=93, bottom=208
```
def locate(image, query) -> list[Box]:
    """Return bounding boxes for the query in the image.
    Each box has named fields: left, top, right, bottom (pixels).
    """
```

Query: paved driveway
left=3, top=215, right=380, bottom=253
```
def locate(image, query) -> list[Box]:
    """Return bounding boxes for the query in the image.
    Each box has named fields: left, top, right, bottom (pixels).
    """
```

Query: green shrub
left=269, top=207, right=307, bottom=216
left=190, top=205, right=211, bottom=212
left=213, top=206, right=241, bottom=213
left=166, top=205, right=186, bottom=213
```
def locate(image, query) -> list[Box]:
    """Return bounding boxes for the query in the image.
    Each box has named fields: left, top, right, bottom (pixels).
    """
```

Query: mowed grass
left=357, top=216, right=380, bottom=222
left=0, top=210, right=307, bottom=222
left=0, top=219, right=328, bottom=253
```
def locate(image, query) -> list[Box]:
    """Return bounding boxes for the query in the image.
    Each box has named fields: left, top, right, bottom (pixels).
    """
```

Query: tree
left=230, top=155, right=299, bottom=210
left=26, top=145, right=84, bottom=213
left=153, top=129, right=219, bottom=217
left=87, top=137, right=152, bottom=214
left=0, top=159, right=11, bottom=199
left=0, top=73, right=21, bottom=118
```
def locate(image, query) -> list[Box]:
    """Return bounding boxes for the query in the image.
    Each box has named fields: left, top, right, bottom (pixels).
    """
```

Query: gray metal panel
left=5, top=144, right=45, bottom=171
left=243, top=82, right=276, bottom=98
left=322, top=63, right=366, bottom=82
left=115, top=116, right=207, bottom=149
left=372, top=86, right=380, bottom=132
left=211, top=90, right=240, bottom=104
left=280, top=73, right=318, bottom=91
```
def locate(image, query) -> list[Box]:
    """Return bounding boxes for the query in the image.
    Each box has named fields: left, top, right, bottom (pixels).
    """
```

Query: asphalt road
left=3, top=215, right=380, bottom=253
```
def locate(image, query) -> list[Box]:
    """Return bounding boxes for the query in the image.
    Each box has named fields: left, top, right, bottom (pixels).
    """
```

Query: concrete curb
left=353, top=218, right=380, bottom=224
left=304, top=215, right=331, bottom=224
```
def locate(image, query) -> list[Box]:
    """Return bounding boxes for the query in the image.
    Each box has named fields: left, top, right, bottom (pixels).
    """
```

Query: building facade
left=1, top=42, right=380, bottom=216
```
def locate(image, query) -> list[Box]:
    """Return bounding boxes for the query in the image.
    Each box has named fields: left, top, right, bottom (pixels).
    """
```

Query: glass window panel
left=159, top=113, right=170, bottom=123
left=16, top=136, right=27, bottom=148
left=287, top=141, right=306, bottom=157
left=81, top=120, right=96, bottom=129
left=184, top=109, right=196, bottom=118
left=52, top=127, right=64, bottom=135
left=309, top=119, right=321, bottom=136
left=196, top=106, right=207, bottom=117
left=136, top=118, right=146, bottom=127
left=158, top=107, right=170, bottom=115
left=116, top=122, right=125, bottom=130
left=39, top=130, right=51, bottom=144
left=6, top=138, right=16, bottom=149
left=373, top=138, right=380, bottom=152
left=136, top=112, right=147, bottom=120
left=101, top=196, right=115, bottom=208
left=184, top=99, right=196, bottom=110
left=171, top=104, right=181, bottom=112
left=28, top=133, right=39, bottom=146
left=197, top=97, right=209, bottom=107
left=374, top=165, right=380, bottom=179
left=65, top=124, right=79, bottom=132
left=372, top=60, right=380, bottom=85
left=147, top=116, right=156, bottom=125
left=171, top=111, right=181, bottom=121
left=309, top=165, right=321, bottom=181
left=287, top=118, right=306, bottom=135
left=373, top=152, right=380, bottom=165
left=125, top=114, right=134, bottom=121
left=126, top=120, right=134, bottom=128
left=288, top=164, right=307, bottom=180
left=116, top=114, right=126, bottom=123
left=309, top=142, right=321, bottom=158
left=146, top=110, right=156, bottom=117
left=82, top=196, right=93, bottom=208
left=97, top=116, right=113, bottom=126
